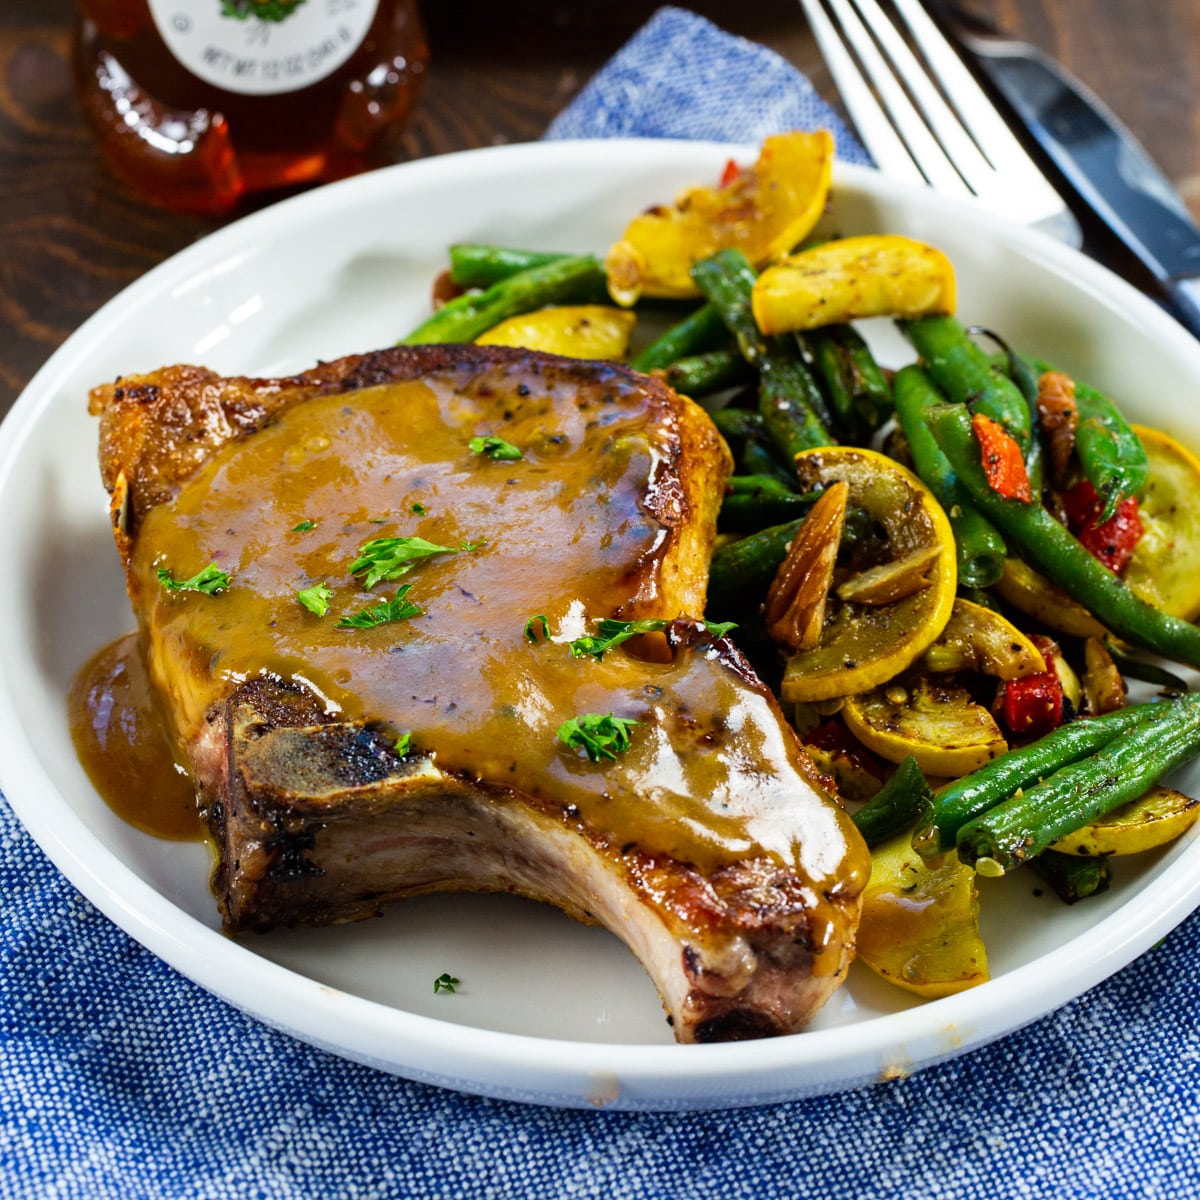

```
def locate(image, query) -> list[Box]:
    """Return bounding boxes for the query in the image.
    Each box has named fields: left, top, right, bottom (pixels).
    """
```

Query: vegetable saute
left=400, top=132, right=1200, bottom=1001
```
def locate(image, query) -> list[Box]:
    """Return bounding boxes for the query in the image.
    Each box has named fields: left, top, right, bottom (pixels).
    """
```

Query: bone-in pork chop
left=88, top=344, right=869, bottom=1043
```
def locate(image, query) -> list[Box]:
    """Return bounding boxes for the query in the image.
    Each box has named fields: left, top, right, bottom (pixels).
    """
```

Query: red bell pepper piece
left=971, top=413, right=1032, bottom=502
left=718, top=158, right=742, bottom=189
left=1062, top=479, right=1143, bottom=574
left=998, top=672, right=1064, bottom=739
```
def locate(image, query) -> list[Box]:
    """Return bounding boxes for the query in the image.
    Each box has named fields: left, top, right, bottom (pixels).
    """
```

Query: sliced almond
left=765, top=480, right=849, bottom=650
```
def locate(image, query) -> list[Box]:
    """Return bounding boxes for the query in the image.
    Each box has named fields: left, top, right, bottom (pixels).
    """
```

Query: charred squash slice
left=605, top=131, right=834, bottom=305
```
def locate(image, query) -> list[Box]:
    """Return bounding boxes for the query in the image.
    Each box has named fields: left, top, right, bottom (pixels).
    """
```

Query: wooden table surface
left=2, top=0, right=1197, bottom=413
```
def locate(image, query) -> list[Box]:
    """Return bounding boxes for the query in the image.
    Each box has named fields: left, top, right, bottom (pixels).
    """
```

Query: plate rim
left=4, top=137, right=1200, bottom=1111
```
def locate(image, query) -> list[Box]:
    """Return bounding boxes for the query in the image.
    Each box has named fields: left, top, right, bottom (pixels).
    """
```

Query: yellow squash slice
left=476, top=305, right=636, bottom=360
left=1049, top=785, right=1200, bottom=857
left=604, top=131, right=834, bottom=305
left=1123, top=424, right=1200, bottom=621
left=752, top=235, right=956, bottom=334
left=779, top=447, right=957, bottom=703
left=992, top=558, right=1107, bottom=639
left=842, top=677, right=1007, bottom=776
left=920, top=598, right=1046, bottom=680
left=856, top=831, right=988, bottom=999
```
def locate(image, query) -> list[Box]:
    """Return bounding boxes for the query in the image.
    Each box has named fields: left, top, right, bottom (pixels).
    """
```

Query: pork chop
left=89, top=344, right=869, bottom=1043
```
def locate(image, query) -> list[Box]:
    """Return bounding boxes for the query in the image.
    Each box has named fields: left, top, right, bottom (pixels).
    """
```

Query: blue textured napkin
left=544, top=6, right=870, bottom=163
left=4, top=7, right=1200, bottom=1198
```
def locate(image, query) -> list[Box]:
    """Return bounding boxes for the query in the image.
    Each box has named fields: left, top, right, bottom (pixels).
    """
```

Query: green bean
left=892, top=364, right=1006, bottom=588
left=902, top=315, right=1031, bottom=451
left=689, top=251, right=768, bottom=364
left=661, top=348, right=754, bottom=397
left=915, top=700, right=1172, bottom=855
left=1028, top=356, right=1149, bottom=522
left=448, top=244, right=570, bottom=288
left=399, top=255, right=604, bottom=345
left=707, top=518, right=803, bottom=618
left=759, top=355, right=836, bottom=458
left=925, top=402, right=1200, bottom=669
left=719, top=480, right=816, bottom=533
left=739, top=440, right=796, bottom=487
left=851, top=756, right=932, bottom=848
left=802, top=324, right=893, bottom=441
left=956, top=693, right=1200, bottom=873
left=727, top=474, right=798, bottom=497
left=631, top=304, right=728, bottom=372
left=691, top=249, right=833, bottom=456
left=1102, top=642, right=1191, bottom=695
left=710, top=409, right=796, bottom=486
left=1028, top=849, right=1111, bottom=904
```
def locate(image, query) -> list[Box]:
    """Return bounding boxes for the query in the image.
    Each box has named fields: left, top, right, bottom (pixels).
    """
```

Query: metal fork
left=800, top=0, right=1081, bottom=246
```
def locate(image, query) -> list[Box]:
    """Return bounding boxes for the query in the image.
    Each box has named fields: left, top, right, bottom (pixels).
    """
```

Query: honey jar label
left=147, top=0, right=380, bottom=96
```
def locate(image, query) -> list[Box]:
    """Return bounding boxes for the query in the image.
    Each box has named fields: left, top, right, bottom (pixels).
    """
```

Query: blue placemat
left=4, top=7, right=1199, bottom=1198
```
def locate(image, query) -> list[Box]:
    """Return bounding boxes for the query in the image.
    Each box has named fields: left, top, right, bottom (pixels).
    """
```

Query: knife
left=937, top=9, right=1200, bottom=341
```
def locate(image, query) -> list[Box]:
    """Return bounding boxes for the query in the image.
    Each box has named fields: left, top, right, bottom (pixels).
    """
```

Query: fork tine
left=888, top=0, right=1041, bottom=178
left=824, top=0, right=972, bottom=196
left=798, top=0, right=925, bottom=185
left=888, top=0, right=1069, bottom=221
left=800, top=0, right=1079, bottom=242
left=848, top=0, right=994, bottom=193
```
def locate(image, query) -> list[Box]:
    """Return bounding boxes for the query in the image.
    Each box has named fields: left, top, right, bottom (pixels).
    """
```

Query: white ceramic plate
left=4, top=140, right=1200, bottom=1112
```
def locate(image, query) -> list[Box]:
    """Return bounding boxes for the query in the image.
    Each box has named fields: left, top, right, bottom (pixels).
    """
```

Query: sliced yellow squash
left=752, top=235, right=956, bottom=334
left=1049, top=785, right=1200, bottom=857
left=475, top=305, right=636, bottom=360
left=1123, top=424, right=1200, bottom=621
left=993, top=558, right=1108, bottom=639
left=843, top=677, right=1007, bottom=776
left=857, top=832, right=988, bottom=999
left=920, top=598, right=1046, bottom=680
left=779, top=447, right=956, bottom=703
left=604, top=131, right=834, bottom=305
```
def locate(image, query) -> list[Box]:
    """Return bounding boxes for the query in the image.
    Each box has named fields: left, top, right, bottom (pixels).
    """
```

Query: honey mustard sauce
left=103, top=372, right=866, bottom=942
left=68, top=632, right=203, bottom=841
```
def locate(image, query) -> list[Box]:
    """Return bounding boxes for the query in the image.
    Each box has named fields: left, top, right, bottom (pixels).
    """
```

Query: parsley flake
left=569, top=618, right=737, bottom=660
left=337, top=585, right=423, bottom=629
left=156, top=562, right=230, bottom=595
left=411, top=502, right=427, bottom=515
left=469, top=435, right=523, bottom=461
left=524, top=614, right=551, bottom=643
left=296, top=583, right=333, bottom=617
left=292, top=520, right=317, bottom=532
left=556, top=713, right=641, bottom=763
left=433, top=972, right=460, bottom=995
left=350, top=535, right=479, bottom=589
left=394, top=732, right=413, bottom=756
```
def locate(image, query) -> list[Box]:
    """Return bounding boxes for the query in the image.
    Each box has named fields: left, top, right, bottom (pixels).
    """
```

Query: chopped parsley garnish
left=568, top=618, right=737, bottom=660
left=411, top=502, right=427, bottom=515
left=524, top=614, right=551, bottom=643
left=349, top=535, right=482, bottom=589
left=296, top=583, right=333, bottom=617
left=433, top=972, right=460, bottom=995
left=156, top=562, right=230, bottom=595
left=337, top=585, right=423, bottom=629
left=556, top=713, right=641, bottom=763
left=394, top=732, right=413, bottom=756
left=292, top=520, right=317, bottom=532
left=469, top=435, right=523, bottom=461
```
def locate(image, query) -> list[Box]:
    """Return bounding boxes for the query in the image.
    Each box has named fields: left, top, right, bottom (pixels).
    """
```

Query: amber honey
left=73, top=0, right=428, bottom=214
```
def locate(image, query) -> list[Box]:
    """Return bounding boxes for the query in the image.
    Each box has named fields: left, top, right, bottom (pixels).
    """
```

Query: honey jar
left=73, top=0, right=428, bottom=214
